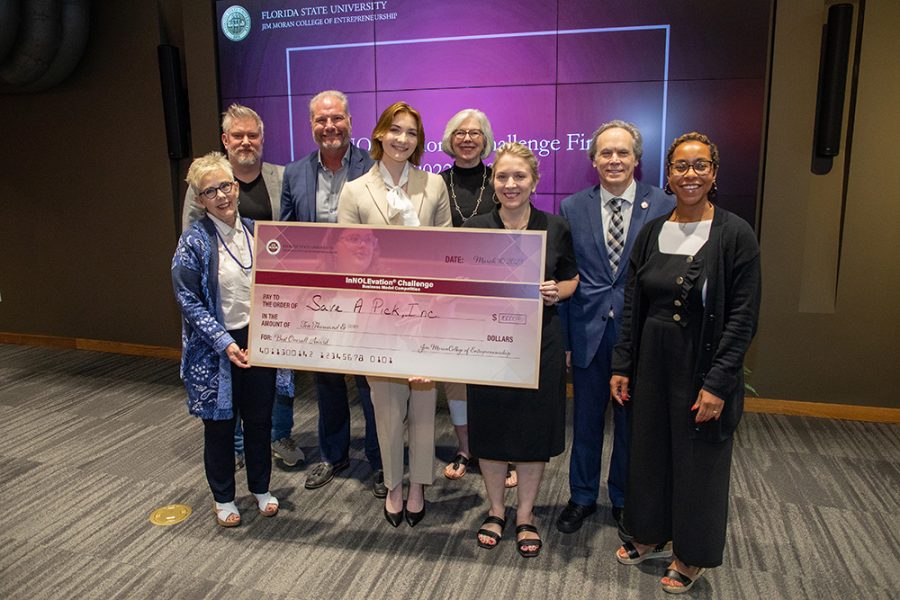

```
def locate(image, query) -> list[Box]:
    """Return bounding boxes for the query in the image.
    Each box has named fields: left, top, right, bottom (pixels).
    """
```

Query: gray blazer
left=181, top=161, right=284, bottom=230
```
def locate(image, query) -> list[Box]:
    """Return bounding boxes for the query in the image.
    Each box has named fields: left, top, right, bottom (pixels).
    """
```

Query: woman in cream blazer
left=338, top=101, right=451, bottom=527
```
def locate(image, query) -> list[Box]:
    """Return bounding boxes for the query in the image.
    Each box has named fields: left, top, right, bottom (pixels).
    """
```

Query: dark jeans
left=315, top=372, right=381, bottom=470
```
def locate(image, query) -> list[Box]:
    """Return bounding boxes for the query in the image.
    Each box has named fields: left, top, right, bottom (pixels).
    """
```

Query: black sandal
left=616, top=540, right=673, bottom=565
left=661, top=567, right=706, bottom=594
left=515, top=523, right=543, bottom=558
left=476, top=515, right=506, bottom=549
left=444, top=453, right=471, bottom=480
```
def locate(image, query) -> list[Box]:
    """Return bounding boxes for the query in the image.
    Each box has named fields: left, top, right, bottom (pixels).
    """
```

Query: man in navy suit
left=279, top=90, right=385, bottom=497
left=557, top=121, right=674, bottom=536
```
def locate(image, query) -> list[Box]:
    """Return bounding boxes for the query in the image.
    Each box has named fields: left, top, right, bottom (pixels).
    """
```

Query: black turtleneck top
left=439, top=162, right=495, bottom=228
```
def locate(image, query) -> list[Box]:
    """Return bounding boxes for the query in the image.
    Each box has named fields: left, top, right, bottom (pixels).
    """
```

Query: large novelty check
left=249, top=222, right=546, bottom=388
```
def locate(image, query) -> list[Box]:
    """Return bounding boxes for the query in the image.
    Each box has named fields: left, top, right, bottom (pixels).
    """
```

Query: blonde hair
left=185, top=152, right=234, bottom=195
left=492, top=142, right=540, bottom=186
left=221, top=104, right=264, bottom=136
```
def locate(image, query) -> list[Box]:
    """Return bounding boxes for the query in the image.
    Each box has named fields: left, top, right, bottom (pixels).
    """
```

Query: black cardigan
left=611, top=207, right=761, bottom=441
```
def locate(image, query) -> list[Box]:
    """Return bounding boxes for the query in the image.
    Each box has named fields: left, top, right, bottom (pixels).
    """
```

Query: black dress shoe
left=556, top=501, right=597, bottom=534
left=384, top=504, right=403, bottom=528
left=304, top=460, right=349, bottom=489
left=612, top=506, right=634, bottom=542
left=372, top=469, right=388, bottom=499
left=404, top=504, right=425, bottom=527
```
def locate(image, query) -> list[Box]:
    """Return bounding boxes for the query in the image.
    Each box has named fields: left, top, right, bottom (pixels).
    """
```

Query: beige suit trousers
left=367, top=376, right=436, bottom=490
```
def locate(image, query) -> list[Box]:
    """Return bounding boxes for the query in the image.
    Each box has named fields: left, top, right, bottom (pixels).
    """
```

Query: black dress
left=463, top=205, right=578, bottom=462
left=440, top=163, right=494, bottom=228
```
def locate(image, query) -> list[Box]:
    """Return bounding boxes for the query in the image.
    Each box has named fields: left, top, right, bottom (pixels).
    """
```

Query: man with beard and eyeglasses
left=182, top=104, right=284, bottom=228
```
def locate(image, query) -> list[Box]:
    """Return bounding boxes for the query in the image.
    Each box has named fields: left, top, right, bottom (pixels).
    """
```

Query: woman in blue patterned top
left=172, top=151, right=283, bottom=527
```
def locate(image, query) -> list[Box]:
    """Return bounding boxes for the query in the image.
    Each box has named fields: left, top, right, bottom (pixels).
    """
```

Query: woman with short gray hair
left=438, top=109, right=516, bottom=486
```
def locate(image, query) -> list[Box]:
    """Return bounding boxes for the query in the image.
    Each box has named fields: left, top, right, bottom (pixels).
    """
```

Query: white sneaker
left=271, top=437, right=304, bottom=466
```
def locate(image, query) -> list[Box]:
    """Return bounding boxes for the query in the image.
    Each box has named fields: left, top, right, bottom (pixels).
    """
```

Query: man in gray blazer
left=181, top=104, right=285, bottom=230
left=181, top=104, right=303, bottom=470
left=279, top=90, right=386, bottom=497
left=557, top=121, right=674, bottom=536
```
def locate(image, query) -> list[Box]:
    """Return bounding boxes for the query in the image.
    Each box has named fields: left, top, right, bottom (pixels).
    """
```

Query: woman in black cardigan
left=609, top=132, right=761, bottom=593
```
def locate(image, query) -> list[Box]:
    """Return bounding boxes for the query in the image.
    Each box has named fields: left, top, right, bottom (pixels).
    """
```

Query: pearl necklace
left=448, top=164, right=487, bottom=224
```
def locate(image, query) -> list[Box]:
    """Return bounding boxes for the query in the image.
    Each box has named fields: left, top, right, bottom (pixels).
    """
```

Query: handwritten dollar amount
left=491, top=313, right=528, bottom=325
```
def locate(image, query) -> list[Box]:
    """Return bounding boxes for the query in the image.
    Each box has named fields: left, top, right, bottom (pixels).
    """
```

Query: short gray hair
left=309, top=90, right=349, bottom=118
left=185, top=152, right=234, bottom=195
left=441, top=108, right=495, bottom=160
left=221, top=104, right=264, bottom=136
left=587, top=120, right=643, bottom=162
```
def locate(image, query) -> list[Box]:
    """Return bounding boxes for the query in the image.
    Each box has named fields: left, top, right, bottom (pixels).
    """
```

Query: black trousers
left=625, top=314, right=733, bottom=568
left=203, top=327, right=275, bottom=503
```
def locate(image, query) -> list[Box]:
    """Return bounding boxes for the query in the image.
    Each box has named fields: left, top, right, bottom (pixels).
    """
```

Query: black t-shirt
left=237, top=173, right=272, bottom=221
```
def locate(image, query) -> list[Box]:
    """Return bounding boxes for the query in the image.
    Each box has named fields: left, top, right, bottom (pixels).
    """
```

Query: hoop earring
left=492, top=192, right=500, bottom=205
left=664, top=182, right=674, bottom=195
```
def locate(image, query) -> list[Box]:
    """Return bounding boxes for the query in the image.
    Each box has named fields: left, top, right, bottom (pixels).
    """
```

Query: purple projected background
left=215, top=0, right=772, bottom=225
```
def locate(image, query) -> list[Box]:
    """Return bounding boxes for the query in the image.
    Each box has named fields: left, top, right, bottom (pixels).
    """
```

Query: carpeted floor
left=0, top=344, right=897, bottom=599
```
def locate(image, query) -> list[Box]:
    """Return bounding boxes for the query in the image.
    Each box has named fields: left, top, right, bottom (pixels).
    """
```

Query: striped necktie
left=607, top=197, right=624, bottom=273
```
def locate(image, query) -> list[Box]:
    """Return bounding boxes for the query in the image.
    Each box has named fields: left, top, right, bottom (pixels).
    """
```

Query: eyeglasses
left=198, top=181, right=236, bottom=200
left=668, top=160, right=715, bottom=175
left=453, top=129, right=483, bottom=140
left=339, top=234, right=377, bottom=246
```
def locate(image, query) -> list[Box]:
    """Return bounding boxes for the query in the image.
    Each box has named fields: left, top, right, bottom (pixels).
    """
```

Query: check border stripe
left=254, top=271, right=538, bottom=299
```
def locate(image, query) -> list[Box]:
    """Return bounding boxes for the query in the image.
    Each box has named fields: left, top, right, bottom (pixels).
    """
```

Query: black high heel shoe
left=384, top=504, right=404, bottom=528
left=404, top=503, right=425, bottom=527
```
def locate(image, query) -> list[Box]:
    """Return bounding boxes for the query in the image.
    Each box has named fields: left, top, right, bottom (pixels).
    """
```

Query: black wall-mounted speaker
left=157, top=45, right=191, bottom=161
left=811, top=3, right=853, bottom=174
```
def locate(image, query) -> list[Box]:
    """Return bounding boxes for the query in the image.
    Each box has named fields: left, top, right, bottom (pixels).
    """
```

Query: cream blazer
left=337, top=163, right=452, bottom=227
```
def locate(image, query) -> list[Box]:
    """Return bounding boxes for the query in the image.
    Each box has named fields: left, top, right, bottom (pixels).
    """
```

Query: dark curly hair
left=665, top=132, right=720, bottom=199
left=665, top=132, right=720, bottom=168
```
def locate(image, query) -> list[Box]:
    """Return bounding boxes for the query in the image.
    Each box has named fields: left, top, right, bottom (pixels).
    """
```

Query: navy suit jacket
left=279, top=144, right=375, bottom=222
left=560, top=180, right=674, bottom=369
